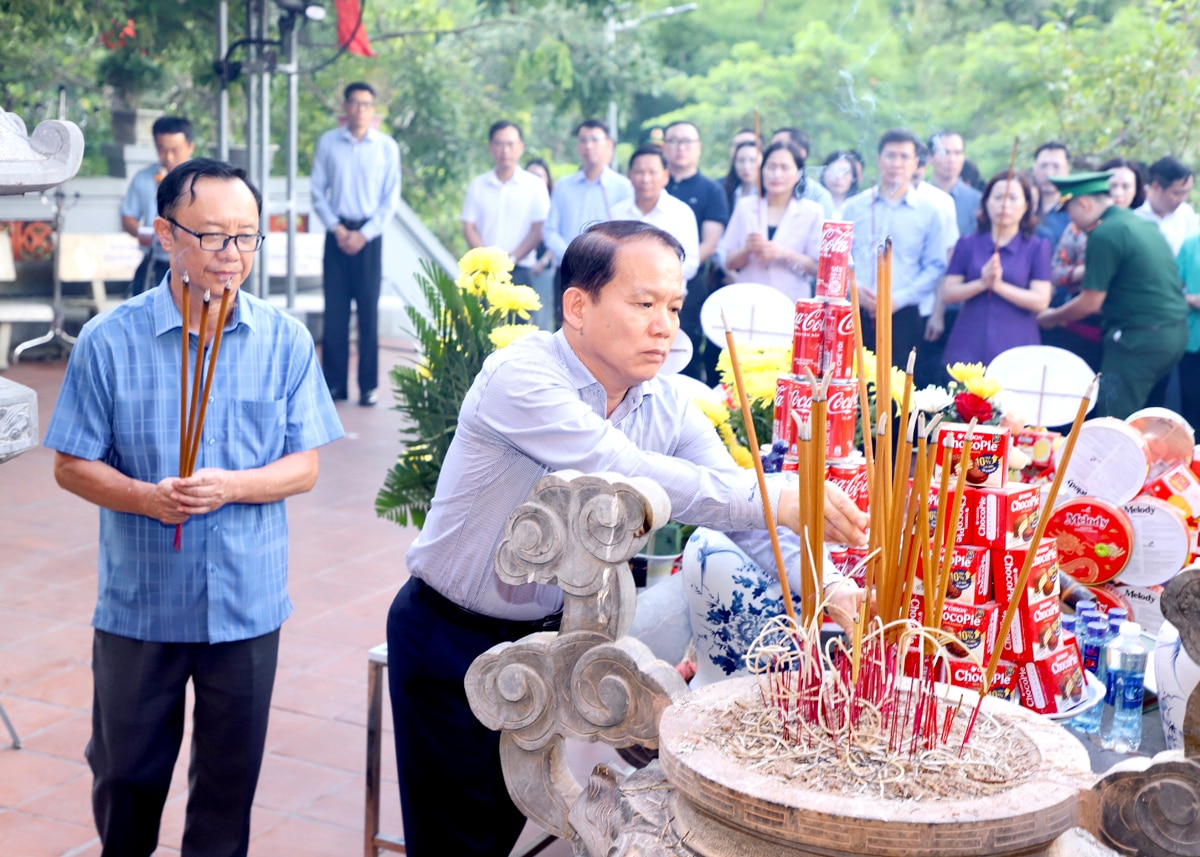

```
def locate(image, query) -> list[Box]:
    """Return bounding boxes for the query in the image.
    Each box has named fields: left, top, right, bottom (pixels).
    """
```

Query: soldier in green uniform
left=1037, top=171, right=1188, bottom=418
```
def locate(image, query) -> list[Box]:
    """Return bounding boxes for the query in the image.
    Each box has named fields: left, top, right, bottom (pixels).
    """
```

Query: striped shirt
left=406, top=330, right=825, bottom=620
left=44, top=282, right=344, bottom=643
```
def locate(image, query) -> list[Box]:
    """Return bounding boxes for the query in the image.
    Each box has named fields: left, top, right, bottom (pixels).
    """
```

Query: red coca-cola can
left=828, top=544, right=850, bottom=575
left=825, top=380, right=858, bottom=460
left=776, top=376, right=813, bottom=465
left=843, top=546, right=870, bottom=582
left=827, top=457, right=869, bottom=513
left=792, top=298, right=824, bottom=377
left=820, top=299, right=855, bottom=380
left=816, top=221, right=854, bottom=300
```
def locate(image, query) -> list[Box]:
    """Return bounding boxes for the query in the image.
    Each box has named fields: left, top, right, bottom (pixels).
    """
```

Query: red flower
left=954, top=391, right=993, bottom=423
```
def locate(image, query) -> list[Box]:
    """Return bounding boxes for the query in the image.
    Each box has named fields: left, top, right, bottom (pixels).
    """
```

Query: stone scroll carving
left=465, top=471, right=689, bottom=852
left=1083, top=567, right=1200, bottom=856
left=0, top=108, right=85, bottom=196
left=0, top=377, right=38, bottom=464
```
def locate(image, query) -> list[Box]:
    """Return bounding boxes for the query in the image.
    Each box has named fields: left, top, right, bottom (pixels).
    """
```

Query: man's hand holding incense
left=170, top=469, right=239, bottom=516
left=824, top=579, right=868, bottom=637
left=148, top=477, right=191, bottom=525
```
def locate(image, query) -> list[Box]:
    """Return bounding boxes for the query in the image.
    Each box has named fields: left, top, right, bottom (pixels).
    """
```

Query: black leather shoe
left=359, top=389, right=378, bottom=407
left=328, top=388, right=347, bottom=402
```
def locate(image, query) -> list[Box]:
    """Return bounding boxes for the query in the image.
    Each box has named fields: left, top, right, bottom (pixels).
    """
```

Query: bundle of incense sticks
left=792, top=367, right=828, bottom=627
left=174, top=277, right=234, bottom=551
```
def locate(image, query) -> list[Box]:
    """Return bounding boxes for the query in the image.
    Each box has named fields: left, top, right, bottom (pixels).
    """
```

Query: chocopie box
left=909, top=596, right=1001, bottom=664
left=945, top=655, right=1019, bottom=703
left=934, top=423, right=1011, bottom=489
left=1000, top=591, right=1064, bottom=662
left=1016, top=641, right=1086, bottom=715
left=915, top=543, right=992, bottom=605
left=929, top=482, right=1042, bottom=549
left=1014, top=427, right=1060, bottom=470
left=994, top=539, right=1060, bottom=606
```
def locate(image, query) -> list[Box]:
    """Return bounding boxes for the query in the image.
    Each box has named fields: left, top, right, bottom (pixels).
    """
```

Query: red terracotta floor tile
left=16, top=770, right=93, bottom=826
left=0, top=809, right=97, bottom=857
left=20, top=711, right=90, bottom=763
left=270, top=671, right=363, bottom=721
left=252, top=756, right=356, bottom=814
left=0, top=695, right=79, bottom=738
left=269, top=717, right=364, bottom=773
left=245, top=815, right=363, bottom=857
left=0, top=749, right=87, bottom=807
left=14, top=664, right=94, bottom=712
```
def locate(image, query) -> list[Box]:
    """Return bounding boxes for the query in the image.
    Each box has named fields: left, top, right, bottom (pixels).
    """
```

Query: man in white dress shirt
left=1136, top=156, right=1200, bottom=255
left=461, top=121, right=550, bottom=289
left=610, top=145, right=700, bottom=281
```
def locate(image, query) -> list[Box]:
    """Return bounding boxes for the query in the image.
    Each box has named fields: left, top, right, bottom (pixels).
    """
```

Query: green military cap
left=1049, top=171, right=1111, bottom=208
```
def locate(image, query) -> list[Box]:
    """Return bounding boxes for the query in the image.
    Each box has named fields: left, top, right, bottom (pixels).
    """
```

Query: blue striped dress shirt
left=406, top=330, right=827, bottom=620
left=44, top=283, right=345, bottom=643
left=542, top=168, right=634, bottom=261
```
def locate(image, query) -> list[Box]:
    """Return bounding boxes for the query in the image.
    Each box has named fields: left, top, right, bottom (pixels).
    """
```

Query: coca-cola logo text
left=827, top=387, right=857, bottom=415
left=820, top=230, right=852, bottom=255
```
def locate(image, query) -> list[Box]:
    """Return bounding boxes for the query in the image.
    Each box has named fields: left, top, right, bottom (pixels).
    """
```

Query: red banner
left=335, top=0, right=377, bottom=58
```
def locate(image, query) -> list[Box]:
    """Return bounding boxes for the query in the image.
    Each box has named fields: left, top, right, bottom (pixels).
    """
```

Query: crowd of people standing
left=457, top=115, right=1199, bottom=426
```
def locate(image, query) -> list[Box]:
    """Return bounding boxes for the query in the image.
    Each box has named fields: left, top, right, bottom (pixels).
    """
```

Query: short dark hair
left=877, top=128, right=920, bottom=155
left=524, top=157, right=553, bottom=194
left=1034, top=141, right=1070, bottom=161
left=928, top=130, right=962, bottom=153
left=773, top=127, right=810, bottom=156
left=1099, top=157, right=1148, bottom=208
left=628, top=144, right=668, bottom=171
left=344, top=81, right=375, bottom=101
left=158, top=158, right=262, bottom=221
left=152, top=116, right=193, bottom=144
left=560, top=221, right=684, bottom=299
left=664, top=120, right=699, bottom=140
left=488, top=120, right=522, bottom=142
left=1147, top=156, right=1193, bottom=188
left=915, top=141, right=930, bottom=168
left=573, top=118, right=610, bottom=138
left=758, top=140, right=805, bottom=198
left=977, top=170, right=1037, bottom=237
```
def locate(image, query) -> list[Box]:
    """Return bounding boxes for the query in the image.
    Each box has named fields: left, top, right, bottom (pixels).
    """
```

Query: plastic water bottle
left=1074, top=599, right=1097, bottom=616
left=1099, top=622, right=1149, bottom=753
left=1070, top=619, right=1111, bottom=734
left=1061, top=613, right=1077, bottom=636
left=1107, top=608, right=1129, bottom=633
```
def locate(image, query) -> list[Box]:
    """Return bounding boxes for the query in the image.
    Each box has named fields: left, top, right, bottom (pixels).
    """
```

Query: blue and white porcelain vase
left=1154, top=619, right=1200, bottom=750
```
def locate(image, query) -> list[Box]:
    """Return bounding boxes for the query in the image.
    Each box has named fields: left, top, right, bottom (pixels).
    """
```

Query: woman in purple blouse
left=942, top=170, right=1053, bottom=366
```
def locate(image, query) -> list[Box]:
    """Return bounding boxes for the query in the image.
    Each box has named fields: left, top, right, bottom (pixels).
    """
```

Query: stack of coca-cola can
left=769, top=221, right=868, bottom=579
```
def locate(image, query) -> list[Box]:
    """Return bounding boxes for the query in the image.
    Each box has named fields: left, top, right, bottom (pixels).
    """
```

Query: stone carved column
left=465, top=471, right=689, bottom=851
left=1082, top=567, right=1200, bottom=855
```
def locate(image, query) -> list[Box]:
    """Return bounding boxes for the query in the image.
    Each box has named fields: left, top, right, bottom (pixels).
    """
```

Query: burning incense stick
left=992, top=136, right=1020, bottom=259
left=183, top=288, right=211, bottom=475
left=722, top=309, right=797, bottom=624
left=186, top=278, right=234, bottom=474
left=179, top=274, right=190, bottom=478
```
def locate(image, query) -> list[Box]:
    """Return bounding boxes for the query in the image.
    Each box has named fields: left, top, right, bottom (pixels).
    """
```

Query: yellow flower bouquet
left=377, top=248, right=540, bottom=527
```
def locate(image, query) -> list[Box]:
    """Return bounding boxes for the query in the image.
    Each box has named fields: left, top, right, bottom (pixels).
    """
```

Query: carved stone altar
left=467, top=473, right=1200, bottom=857
left=0, top=108, right=84, bottom=196
left=0, top=376, right=38, bottom=465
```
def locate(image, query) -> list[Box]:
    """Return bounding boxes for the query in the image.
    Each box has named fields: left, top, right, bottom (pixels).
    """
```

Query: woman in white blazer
left=719, top=140, right=823, bottom=303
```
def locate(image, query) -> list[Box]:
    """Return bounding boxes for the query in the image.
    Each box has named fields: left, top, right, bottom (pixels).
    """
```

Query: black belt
left=410, top=577, right=562, bottom=638
left=339, top=217, right=368, bottom=231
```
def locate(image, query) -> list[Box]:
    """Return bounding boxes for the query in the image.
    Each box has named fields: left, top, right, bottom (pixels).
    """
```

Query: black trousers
left=858, top=304, right=925, bottom=373
left=322, top=232, right=382, bottom=398
left=387, top=578, right=555, bottom=857
left=88, top=628, right=279, bottom=857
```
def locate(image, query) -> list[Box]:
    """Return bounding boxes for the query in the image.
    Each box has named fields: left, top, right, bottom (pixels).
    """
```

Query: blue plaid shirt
left=44, top=282, right=344, bottom=643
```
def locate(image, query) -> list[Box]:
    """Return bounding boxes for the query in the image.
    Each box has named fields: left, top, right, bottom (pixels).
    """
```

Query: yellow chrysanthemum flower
left=488, top=323, right=539, bottom=350
left=946, top=362, right=986, bottom=384
left=729, top=442, right=754, bottom=469
left=964, top=375, right=1003, bottom=400
left=715, top=344, right=791, bottom=403
left=484, top=281, right=541, bottom=319
left=693, top=396, right=730, bottom=427
left=458, top=247, right=514, bottom=278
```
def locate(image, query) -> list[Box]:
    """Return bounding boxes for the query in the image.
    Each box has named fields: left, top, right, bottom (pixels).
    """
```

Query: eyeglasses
left=664, top=138, right=700, bottom=147
left=577, top=135, right=609, bottom=146
left=346, top=100, right=375, bottom=110
left=168, top=218, right=265, bottom=252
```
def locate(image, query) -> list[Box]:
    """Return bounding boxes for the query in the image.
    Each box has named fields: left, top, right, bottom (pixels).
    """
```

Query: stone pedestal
left=103, top=143, right=158, bottom=180
left=0, top=109, right=84, bottom=196
left=110, top=108, right=162, bottom=146
left=0, top=376, right=37, bottom=464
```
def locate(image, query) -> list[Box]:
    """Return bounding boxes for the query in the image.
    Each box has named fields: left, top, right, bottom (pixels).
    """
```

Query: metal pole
left=285, top=18, right=298, bottom=308
left=218, top=0, right=230, bottom=161
left=605, top=14, right=617, bottom=168
left=245, top=0, right=258, bottom=192
left=257, top=0, right=272, bottom=299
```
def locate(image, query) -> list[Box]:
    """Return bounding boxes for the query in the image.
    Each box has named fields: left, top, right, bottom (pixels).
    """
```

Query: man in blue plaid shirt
left=45, top=159, right=343, bottom=857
